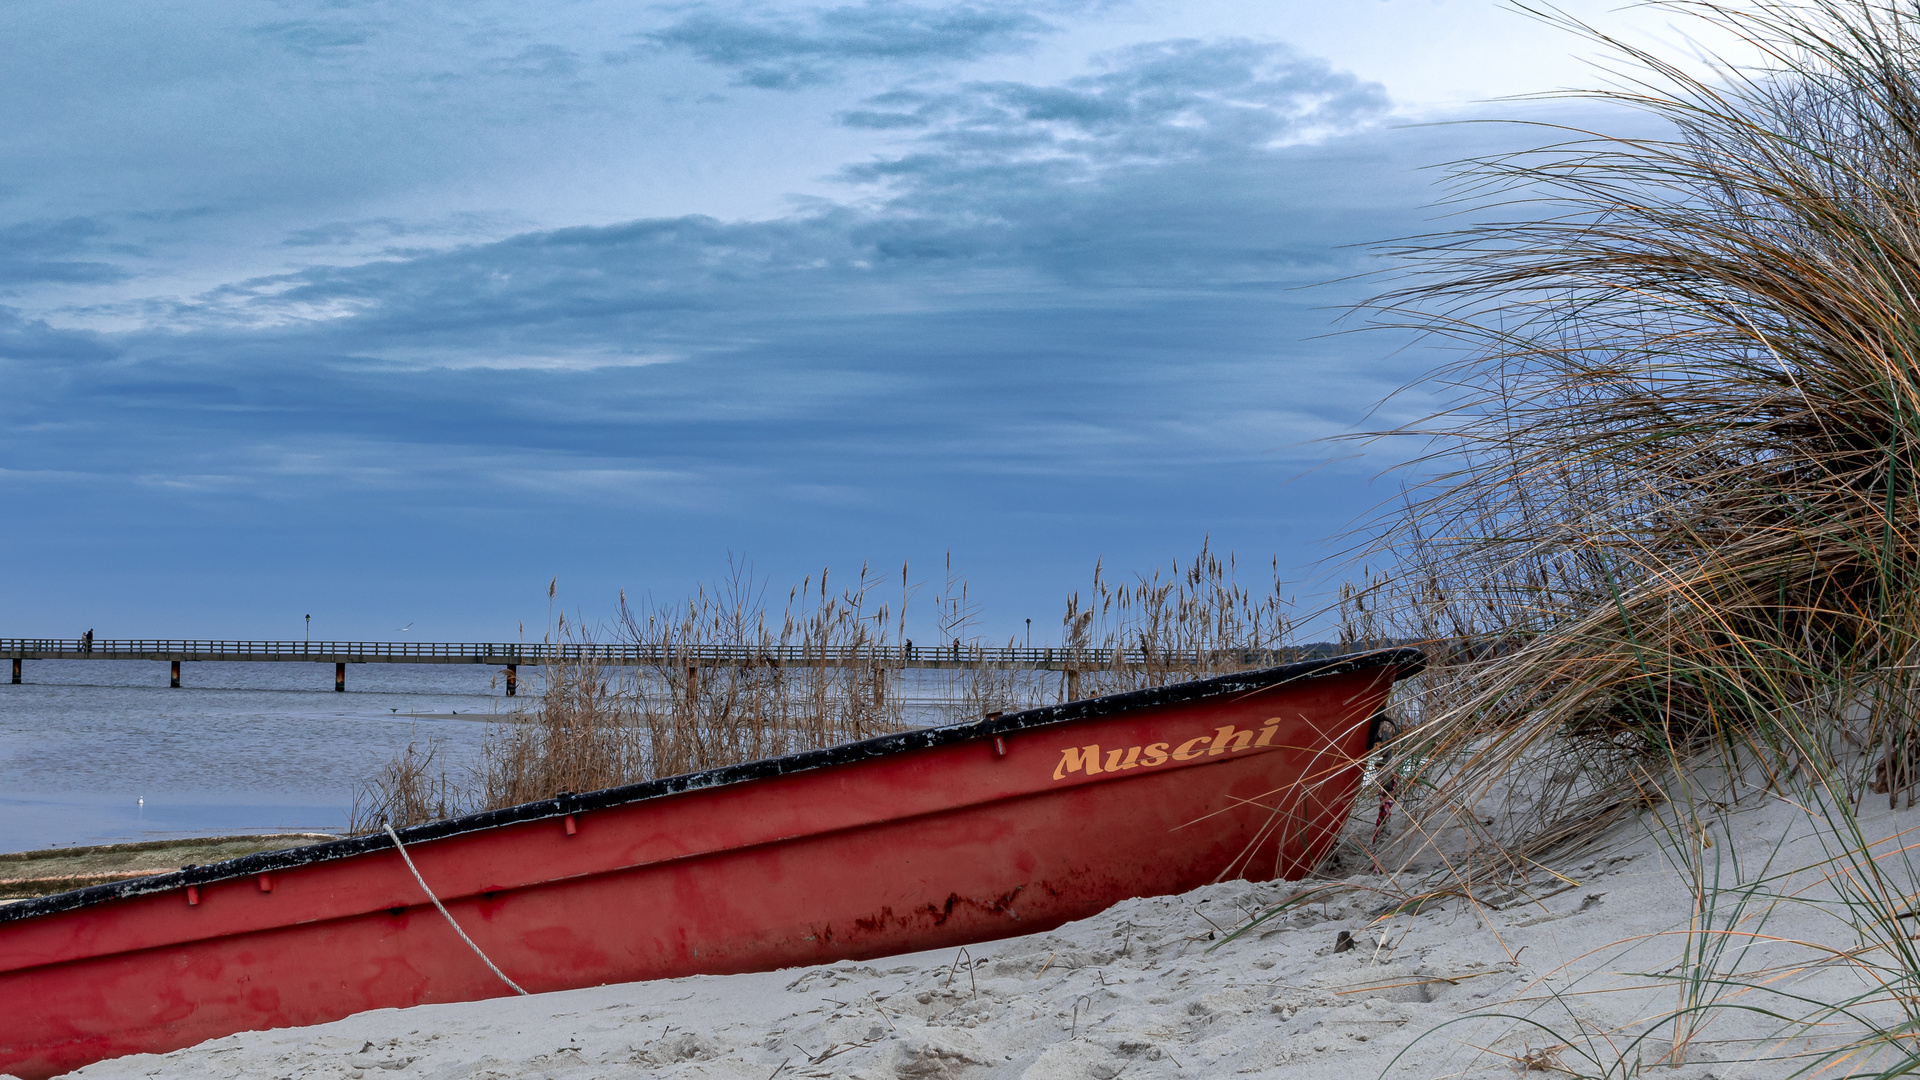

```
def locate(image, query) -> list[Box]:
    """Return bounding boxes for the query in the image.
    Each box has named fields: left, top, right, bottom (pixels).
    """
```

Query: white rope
left=384, top=823, right=530, bottom=996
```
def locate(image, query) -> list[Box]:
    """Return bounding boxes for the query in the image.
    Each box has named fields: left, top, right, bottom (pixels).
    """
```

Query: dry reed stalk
left=354, top=542, right=1300, bottom=829
left=348, top=738, right=466, bottom=834
left=612, top=559, right=907, bottom=774
left=481, top=643, right=646, bottom=809
left=1057, top=537, right=1295, bottom=698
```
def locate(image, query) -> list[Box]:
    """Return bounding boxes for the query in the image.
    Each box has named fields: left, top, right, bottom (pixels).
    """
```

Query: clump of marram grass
left=1346, top=1, right=1920, bottom=1072
left=349, top=738, right=467, bottom=833
left=1364, top=0, right=1920, bottom=863
left=355, top=541, right=1300, bottom=831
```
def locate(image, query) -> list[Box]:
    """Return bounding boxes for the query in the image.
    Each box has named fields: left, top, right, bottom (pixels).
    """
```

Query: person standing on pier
left=82, top=629, right=92, bottom=653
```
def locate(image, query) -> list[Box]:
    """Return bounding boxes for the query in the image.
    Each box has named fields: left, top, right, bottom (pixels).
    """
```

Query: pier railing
left=0, top=638, right=1336, bottom=670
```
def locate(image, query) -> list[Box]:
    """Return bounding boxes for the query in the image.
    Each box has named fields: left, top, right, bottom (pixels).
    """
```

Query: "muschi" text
left=1052, top=717, right=1287, bottom=780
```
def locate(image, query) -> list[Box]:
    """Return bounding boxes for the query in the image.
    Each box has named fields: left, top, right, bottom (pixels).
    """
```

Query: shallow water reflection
left=0, top=660, right=508, bottom=852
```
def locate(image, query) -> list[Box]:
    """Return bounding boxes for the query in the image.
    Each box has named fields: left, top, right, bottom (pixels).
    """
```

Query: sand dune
left=52, top=787, right=1904, bottom=1080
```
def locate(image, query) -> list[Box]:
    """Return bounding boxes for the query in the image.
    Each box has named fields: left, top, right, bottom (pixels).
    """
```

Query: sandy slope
left=41, top=791, right=1917, bottom=1080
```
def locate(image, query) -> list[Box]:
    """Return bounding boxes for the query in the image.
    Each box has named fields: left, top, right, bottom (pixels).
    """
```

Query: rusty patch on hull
left=847, top=884, right=1031, bottom=939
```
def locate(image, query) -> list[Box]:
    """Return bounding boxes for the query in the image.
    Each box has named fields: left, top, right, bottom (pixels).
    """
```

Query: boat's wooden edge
left=0, top=646, right=1424, bottom=925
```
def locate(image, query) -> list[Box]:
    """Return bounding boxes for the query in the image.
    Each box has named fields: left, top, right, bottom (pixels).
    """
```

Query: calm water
left=0, top=660, right=1055, bottom=855
left=0, top=660, right=512, bottom=853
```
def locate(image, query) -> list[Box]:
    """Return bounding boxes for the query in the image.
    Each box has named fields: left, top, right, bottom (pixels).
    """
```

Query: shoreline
left=0, top=834, right=339, bottom=903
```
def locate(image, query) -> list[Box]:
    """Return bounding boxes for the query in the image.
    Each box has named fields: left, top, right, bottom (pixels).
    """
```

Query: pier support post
left=10, top=658, right=18, bottom=684
left=170, top=660, right=180, bottom=688
left=1065, top=669, right=1080, bottom=702
left=506, top=663, right=517, bottom=696
left=335, top=662, right=346, bottom=692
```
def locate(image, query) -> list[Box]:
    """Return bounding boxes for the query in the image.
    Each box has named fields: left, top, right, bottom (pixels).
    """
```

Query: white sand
left=49, top=792, right=1916, bottom=1080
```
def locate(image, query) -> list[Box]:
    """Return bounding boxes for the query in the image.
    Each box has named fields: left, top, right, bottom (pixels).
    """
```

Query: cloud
left=0, top=218, right=134, bottom=289
left=0, top=35, right=1419, bottom=528
left=160, top=38, right=1392, bottom=348
left=2, top=34, right=1513, bottom=637
left=838, top=39, right=1391, bottom=186
left=374, top=347, right=683, bottom=372
left=483, top=44, right=586, bottom=81
left=0, top=305, right=118, bottom=363
left=282, top=221, right=396, bottom=248
left=252, top=21, right=375, bottom=56
left=56, top=132, right=1430, bottom=510
left=278, top=213, right=524, bottom=249
left=647, top=1, right=1055, bottom=88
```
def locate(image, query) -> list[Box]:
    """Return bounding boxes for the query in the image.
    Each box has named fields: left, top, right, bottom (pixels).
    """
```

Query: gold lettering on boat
left=1053, top=745, right=1104, bottom=779
left=1207, top=725, right=1254, bottom=755
left=1053, top=717, right=1293, bottom=781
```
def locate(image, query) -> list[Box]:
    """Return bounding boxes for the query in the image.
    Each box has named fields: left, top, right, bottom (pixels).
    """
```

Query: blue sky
left=0, top=0, right=1704, bottom=642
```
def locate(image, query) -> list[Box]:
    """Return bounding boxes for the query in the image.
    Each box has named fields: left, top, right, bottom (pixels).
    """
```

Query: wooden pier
left=1, top=638, right=1333, bottom=695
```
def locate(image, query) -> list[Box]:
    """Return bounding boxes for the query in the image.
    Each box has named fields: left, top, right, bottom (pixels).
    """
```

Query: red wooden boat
left=0, top=648, right=1420, bottom=1079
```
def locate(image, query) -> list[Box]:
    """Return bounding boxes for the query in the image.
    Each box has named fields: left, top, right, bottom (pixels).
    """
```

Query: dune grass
left=1335, top=1, right=1920, bottom=1073
left=1363, top=0, right=1920, bottom=848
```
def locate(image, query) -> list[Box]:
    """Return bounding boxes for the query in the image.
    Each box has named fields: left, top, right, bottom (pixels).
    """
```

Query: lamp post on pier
left=305, top=615, right=310, bottom=645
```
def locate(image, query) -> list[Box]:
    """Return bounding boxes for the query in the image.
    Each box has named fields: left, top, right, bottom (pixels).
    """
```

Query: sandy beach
left=38, top=785, right=1905, bottom=1080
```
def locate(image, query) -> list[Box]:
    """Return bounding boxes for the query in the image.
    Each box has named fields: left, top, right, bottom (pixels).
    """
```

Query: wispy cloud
left=0, top=25, right=1508, bottom=634
left=839, top=39, right=1391, bottom=180
left=252, top=20, right=376, bottom=57
left=482, top=44, right=587, bottom=81
left=0, top=218, right=135, bottom=290
left=167, top=38, right=1392, bottom=346
left=646, top=0, right=1056, bottom=88
left=279, top=212, right=526, bottom=250
left=0, top=305, right=118, bottom=363
left=0, top=35, right=1425, bottom=494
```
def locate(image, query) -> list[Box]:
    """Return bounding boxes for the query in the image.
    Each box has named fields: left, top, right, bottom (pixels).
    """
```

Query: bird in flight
left=396, top=623, right=413, bottom=634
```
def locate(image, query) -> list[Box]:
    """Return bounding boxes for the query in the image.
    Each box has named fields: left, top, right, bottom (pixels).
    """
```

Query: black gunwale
left=0, top=647, right=1422, bottom=926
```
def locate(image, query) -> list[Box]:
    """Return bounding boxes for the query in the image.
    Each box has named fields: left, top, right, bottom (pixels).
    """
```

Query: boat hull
left=0, top=650, right=1418, bottom=1079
